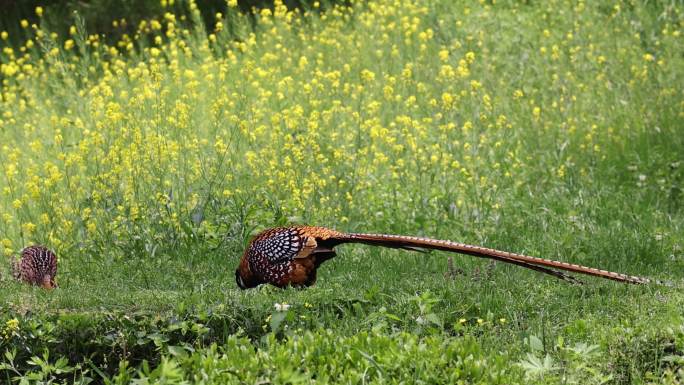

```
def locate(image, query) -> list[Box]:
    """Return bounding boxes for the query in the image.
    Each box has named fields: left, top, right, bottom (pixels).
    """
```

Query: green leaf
left=529, top=335, right=543, bottom=352
left=518, top=353, right=558, bottom=378
left=425, top=313, right=443, bottom=327
left=4, top=349, right=15, bottom=363
left=270, top=312, right=287, bottom=333
left=167, top=345, right=188, bottom=359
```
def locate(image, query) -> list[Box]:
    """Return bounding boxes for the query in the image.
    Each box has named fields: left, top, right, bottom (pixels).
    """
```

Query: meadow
left=0, top=0, right=683, bottom=383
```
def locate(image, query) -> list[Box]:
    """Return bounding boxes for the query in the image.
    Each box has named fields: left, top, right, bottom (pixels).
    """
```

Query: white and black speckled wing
left=250, top=227, right=305, bottom=264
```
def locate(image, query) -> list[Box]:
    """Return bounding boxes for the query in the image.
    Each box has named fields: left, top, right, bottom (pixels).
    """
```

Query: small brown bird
left=11, top=245, right=58, bottom=289
left=235, top=226, right=650, bottom=289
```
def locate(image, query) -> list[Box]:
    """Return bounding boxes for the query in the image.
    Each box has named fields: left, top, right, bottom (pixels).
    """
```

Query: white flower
left=274, top=303, right=290, bottom=312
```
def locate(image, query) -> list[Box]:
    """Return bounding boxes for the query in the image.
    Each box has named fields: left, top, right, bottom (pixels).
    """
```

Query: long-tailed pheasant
left=235, top=226, right=650, bottom=289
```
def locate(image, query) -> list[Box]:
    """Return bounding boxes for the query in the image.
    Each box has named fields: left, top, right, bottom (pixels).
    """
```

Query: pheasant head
left=235, top=255, right=259, bottom=289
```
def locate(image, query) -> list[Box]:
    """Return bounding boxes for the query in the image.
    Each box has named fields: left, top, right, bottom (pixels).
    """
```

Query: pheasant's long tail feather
left=339, top=233, right=650, bottom=284
left=484, top=258, right=584, bottom=284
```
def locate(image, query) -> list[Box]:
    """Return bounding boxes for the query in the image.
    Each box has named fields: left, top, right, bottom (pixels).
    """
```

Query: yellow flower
left=557, top=165, right=566, bottom=178
left=87, top=221, right=97, bottom=234
left=4, top=318, right=19, bottom=336
left=298, top=56, right=308, bottom=69
left=360, top=69, right=375, bottom=82
left=21, top=222, right=36, bottom=235
left=533, top=106, right=541, bottom=120
left=20, top=20, right=29, bottom=28
left=465, top=51, right=475, bottom=63
left=441, top=92, right=454, bottom=107
left=35, top=6, right=43, bottom=17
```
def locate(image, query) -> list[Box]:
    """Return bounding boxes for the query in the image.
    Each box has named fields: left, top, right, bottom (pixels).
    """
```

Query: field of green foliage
left=1, top=0, right=683, bottom=383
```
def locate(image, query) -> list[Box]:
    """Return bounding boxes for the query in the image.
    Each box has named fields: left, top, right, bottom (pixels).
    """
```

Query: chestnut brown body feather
left=235, top=226, right=650, bottom=289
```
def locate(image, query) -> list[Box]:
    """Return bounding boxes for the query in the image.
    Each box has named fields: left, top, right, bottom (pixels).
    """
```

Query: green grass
left=1, top=0, right=683, bottom=383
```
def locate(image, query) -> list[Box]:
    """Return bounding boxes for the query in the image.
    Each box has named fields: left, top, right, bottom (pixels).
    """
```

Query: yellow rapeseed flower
left=465, top=51, right=475, bottom=63
left=4, top=318, right=20, bottom=338
left=533, top=106, right=541, bottom=120
left=21, top=222, right=36, bottom=235
left=360, top=69, right=375, bottom=82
